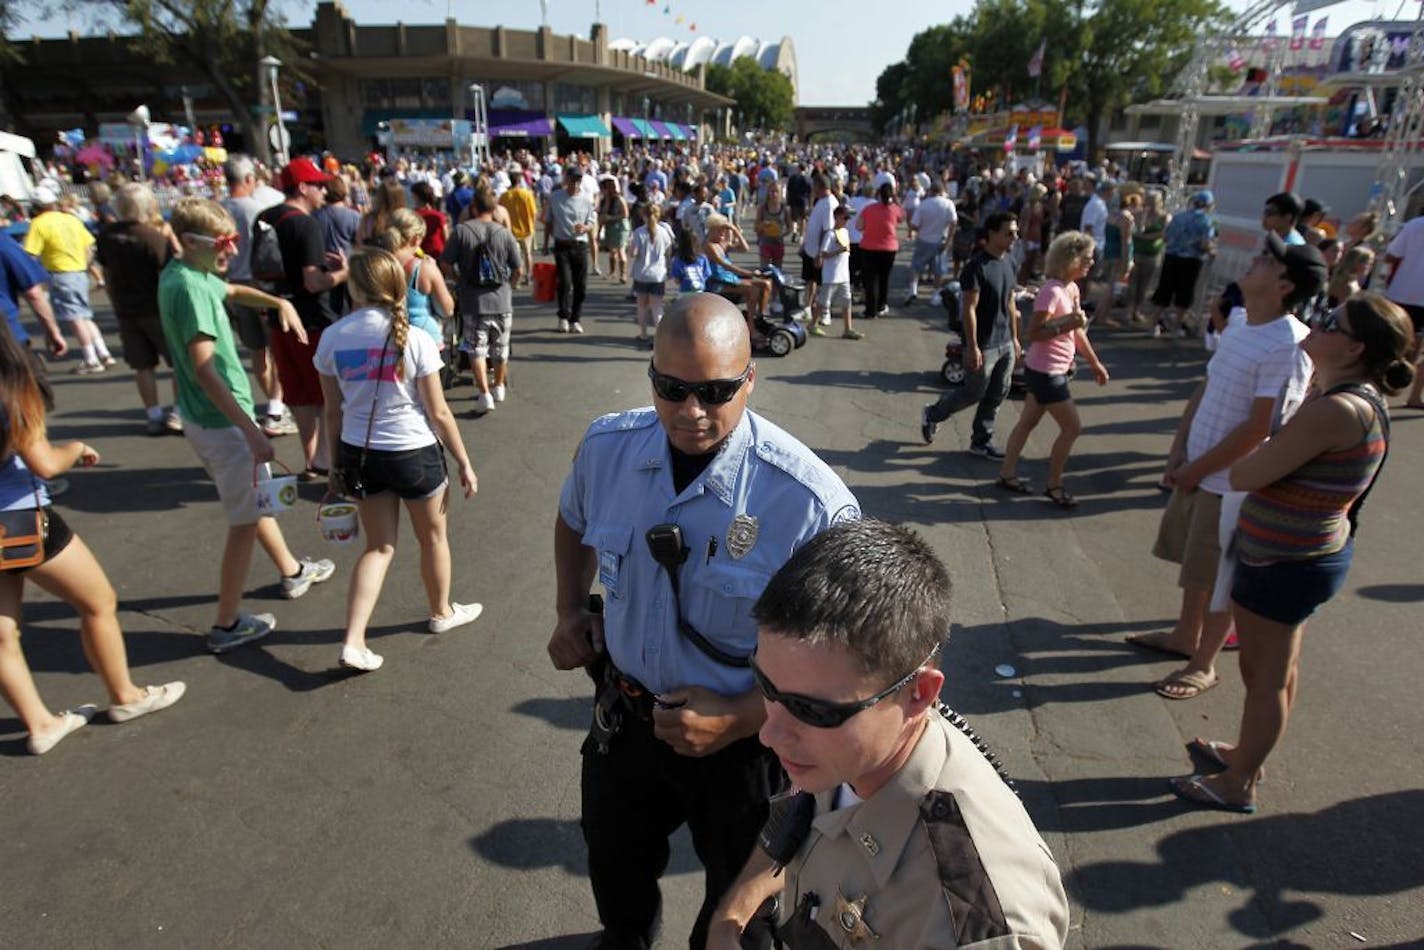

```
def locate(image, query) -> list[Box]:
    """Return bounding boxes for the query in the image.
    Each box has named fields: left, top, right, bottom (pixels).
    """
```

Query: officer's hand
left=652, top=686, right=749, bottom=757
left=964, top=343, right=983, bottom=373
left=547, top=608, right=603, bottom=670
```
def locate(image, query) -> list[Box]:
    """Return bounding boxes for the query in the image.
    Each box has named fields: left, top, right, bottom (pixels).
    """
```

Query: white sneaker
left=27, top=705, right=97, bottom=755
left=108, top=682, right=186, bottom=723
left=475, top=391, right=496, bottom=412
left=818, top=313, right=832, bottom=327
left=571, top=321, right=585, bottom=334
left=282, top=558, right=336, bottom=600
left=492, top=384, right=506, bottom=402
left=429, top=601, right=483, bottom=634
left=558, top=319, right=571, bottom=333
left=340, top=645, right=383, bottom=672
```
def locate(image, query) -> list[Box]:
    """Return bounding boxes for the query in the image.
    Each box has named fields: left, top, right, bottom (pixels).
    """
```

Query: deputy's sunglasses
left=647, top=361, right=752, bottom=405
left=188, top=231, right=240, bottom=254
left=749, top=647, right=939, bottom=729
left=1317, top=309, right=1357, bottom=339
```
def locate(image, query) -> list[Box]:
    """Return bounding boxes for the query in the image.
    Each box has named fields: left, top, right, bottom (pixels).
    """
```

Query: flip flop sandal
left=1186, top=738, right=1266, bottom=782
left=1125, top=630, right=1193, bottom=660
left=1044, top=485, right=1079, bottom=509
left=1169, top=773, right=1257, bottom=814
left=1155, top=668, right=1219, bottom=700
left=995, top=475, right=1033, bottom=494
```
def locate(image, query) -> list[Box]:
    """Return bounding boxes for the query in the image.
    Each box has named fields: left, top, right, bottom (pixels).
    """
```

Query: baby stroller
left=755, top=264, right=809, bottom=357
left=440, top=288, right=469, bottom=391
left=934, top=281, right=967, bottom=386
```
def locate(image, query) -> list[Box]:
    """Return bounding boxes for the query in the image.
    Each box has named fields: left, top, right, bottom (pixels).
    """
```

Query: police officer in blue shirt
left=549, top=293, right=860, bottom=950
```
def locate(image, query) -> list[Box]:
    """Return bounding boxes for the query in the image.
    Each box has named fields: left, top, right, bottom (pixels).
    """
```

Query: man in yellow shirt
left=24, top=186, right=112, bottom=373
left=498, top=164, right=537, bottom=287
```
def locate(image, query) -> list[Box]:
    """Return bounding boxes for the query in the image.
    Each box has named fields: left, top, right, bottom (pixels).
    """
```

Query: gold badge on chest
left=833, top=891, right=879, bottom=943
left=726, top=513, right=759, bottom=560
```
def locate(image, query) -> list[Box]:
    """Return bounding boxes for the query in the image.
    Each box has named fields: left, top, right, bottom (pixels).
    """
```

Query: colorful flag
left=675, top=14, right=683, bottom=23
left=952, top=66, right=969, bottom=113
left=1027, top=125, right=1042, bottom=150
left=1290, top=15, right=1308, bottom=51
left=1309, top=17, right=1328, bottom=51
left=689, top=22, right=696, bottom=31
left=1227, top=46, right=1245, bottom=70
left=1028, top=39, right=1046, bottom=78
left=1004, top=124, right=1018, bottom=153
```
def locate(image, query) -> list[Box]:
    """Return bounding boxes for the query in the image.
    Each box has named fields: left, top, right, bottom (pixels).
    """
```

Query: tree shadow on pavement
left=496, top=936, right=601, bottom=950
left=1062, top=789, right=1424, bottom=941
left=469, top=818, right=697, bottom=877
left=1354, top=583, right=1424, bottom=603
left=45, top=465, right=215, bottom=513
left=942, top=617, right=1179, bottom=718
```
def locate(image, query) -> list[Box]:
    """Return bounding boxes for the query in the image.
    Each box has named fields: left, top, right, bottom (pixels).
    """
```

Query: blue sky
left=18, top=0, right=1400, bottom=107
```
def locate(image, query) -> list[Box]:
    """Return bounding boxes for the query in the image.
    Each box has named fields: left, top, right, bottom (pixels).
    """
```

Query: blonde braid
left=389, top=292, right=409, bottom=381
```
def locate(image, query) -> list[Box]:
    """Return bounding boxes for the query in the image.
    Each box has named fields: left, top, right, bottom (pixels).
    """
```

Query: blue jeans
left=925, top=342, right=1014, bottom=447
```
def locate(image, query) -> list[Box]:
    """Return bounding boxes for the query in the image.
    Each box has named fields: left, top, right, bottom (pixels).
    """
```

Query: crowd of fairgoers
left=2, top=130, right=1419, bottom=847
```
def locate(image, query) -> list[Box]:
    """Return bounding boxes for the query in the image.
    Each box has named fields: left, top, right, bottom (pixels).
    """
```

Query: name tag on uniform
left=599, top=550, right=621, bottom=598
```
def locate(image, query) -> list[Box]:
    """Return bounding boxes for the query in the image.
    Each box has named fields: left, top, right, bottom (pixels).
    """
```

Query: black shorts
left=800, top=250, right=818, bottom=284
left=228, top=299, right=271, bottom=352
left=118, top=315, right=171, bottom=371
left=1151, top=255, right=1204, bottom=309
left=0, top=507, right=75, bottom=574
left=337, top=442, right=447, bottom=500
left=1023, top=367, right=1072, bottom=405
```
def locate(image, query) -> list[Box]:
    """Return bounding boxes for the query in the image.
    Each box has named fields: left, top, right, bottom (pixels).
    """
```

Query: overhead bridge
left=794, top=105, right=872, bottom=142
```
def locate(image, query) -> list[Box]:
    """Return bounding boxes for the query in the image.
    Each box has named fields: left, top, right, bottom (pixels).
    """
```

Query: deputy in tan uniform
left=708, top=519, right=1069, bottom=949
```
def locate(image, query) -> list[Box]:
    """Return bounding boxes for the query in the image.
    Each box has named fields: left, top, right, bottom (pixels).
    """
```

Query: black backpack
left=251, top=208, right=302, bottom=288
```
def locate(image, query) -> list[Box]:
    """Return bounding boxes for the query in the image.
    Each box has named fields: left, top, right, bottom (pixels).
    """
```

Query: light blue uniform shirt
left=559, top=408, right=860, bottom=696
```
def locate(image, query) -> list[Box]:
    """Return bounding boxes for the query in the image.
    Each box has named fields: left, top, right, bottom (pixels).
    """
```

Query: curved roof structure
left=614, top=34, right=798, bottom=100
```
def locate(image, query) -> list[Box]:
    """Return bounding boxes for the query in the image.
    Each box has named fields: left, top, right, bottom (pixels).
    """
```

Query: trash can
left=532, top=261, right=557, bottom=303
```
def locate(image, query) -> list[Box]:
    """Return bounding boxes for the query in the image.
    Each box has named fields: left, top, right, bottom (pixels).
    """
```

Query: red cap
left=280, top=157, right=330, bottom=190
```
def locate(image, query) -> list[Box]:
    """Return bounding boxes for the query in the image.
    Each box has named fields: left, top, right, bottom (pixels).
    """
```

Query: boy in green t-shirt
left=159, top=198, right=336, bottom=653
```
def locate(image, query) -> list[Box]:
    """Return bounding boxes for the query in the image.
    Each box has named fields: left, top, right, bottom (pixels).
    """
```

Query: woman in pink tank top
left=995, top=231, right=1109, bottom=509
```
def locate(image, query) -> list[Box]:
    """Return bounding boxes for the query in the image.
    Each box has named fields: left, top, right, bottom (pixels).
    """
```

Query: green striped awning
left=556, top=114, right=611, bottom=138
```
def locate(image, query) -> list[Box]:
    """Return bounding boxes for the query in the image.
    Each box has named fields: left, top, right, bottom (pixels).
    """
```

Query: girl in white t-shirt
left=314, top=248, right=481, bottom=672
left=996, top=231, right=1109, bottom=509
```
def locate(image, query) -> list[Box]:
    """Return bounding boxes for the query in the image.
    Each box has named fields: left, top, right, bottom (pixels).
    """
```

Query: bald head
left=654, top=293, right=751, bottom=365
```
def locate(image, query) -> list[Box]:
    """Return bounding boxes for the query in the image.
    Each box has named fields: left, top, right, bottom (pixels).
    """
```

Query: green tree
left=1066, top=0, right=1228, bottom=159
left=71, top=0, right=305, bottom=163
left=706, top=56, right=794, bottom=132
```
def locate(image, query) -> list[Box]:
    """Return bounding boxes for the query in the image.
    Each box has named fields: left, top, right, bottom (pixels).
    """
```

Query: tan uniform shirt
left=780, top=713, right=1069, bottom=949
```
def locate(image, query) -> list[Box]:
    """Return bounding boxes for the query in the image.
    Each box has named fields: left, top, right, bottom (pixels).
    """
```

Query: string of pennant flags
left=645, top=0, right=696, bottom=32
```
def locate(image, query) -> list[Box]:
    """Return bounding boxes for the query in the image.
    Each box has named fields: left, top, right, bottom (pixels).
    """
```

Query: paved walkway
left=1, top=249, right=1420, bottom=948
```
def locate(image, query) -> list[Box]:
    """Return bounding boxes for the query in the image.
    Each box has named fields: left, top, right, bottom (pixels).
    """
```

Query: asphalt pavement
left=1, top=246, right=1421, bottom=948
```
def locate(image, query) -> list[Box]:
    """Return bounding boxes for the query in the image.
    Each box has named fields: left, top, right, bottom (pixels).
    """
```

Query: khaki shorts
left=817, top=282, right=852, bottom=309
left=1153, top=488, right=1223, bottom=590
left=183, top=423, right=268, bottom=526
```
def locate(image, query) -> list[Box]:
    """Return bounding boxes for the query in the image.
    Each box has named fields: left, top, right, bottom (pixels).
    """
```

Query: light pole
left=126, top=103, right=151, bottom=181
left=642, top=96, right=650, bottom=148
left=468, top=83, right=488, bottom=170
left=260, top=55, right=289, bottom=166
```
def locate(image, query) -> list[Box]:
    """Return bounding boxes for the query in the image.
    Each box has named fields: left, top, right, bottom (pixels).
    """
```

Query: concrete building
left=0, top=1, right=734, bottom=160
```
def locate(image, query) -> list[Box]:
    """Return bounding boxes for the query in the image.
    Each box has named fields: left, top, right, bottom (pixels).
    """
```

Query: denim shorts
left=1023, top=367, right=1071, bottom=405
left=1231, top=540, right=1354, bottom=626
left=49, top=271, right=93, bottom=321
left=337, top=441, right=446, bottom=500
left=632, top=280, right=665, bottom=297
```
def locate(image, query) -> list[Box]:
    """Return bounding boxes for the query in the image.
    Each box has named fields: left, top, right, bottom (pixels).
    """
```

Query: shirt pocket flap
left=691, top=562, right=772, bottom=601
left=583, top=521, right=633, bottom=555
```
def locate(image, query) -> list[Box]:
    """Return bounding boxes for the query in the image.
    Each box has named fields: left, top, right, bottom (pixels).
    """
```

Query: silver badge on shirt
left=726, top=513, right=759, bottom=560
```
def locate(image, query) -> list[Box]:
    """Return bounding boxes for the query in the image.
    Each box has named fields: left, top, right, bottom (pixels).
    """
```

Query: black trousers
left=861, top=248, right=896, bottom=317
left=554, top=240, right=589, bottom=320
left=581, top=716, right=782, bottom=949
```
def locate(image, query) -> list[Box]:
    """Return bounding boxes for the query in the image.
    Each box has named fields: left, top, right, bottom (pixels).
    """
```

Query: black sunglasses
left=1318, top=310, right=1357, bottom=339
left=648, top=362, right=752, bottom=405
left=749, top=648, right=938, bottom=729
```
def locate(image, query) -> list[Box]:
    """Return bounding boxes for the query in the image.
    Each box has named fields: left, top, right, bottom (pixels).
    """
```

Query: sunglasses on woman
left=1317, top=310, right=1357, bottom=339
left=749, top=648, right=939, bottom=729
left=647, top=362, right=752, bottom=405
